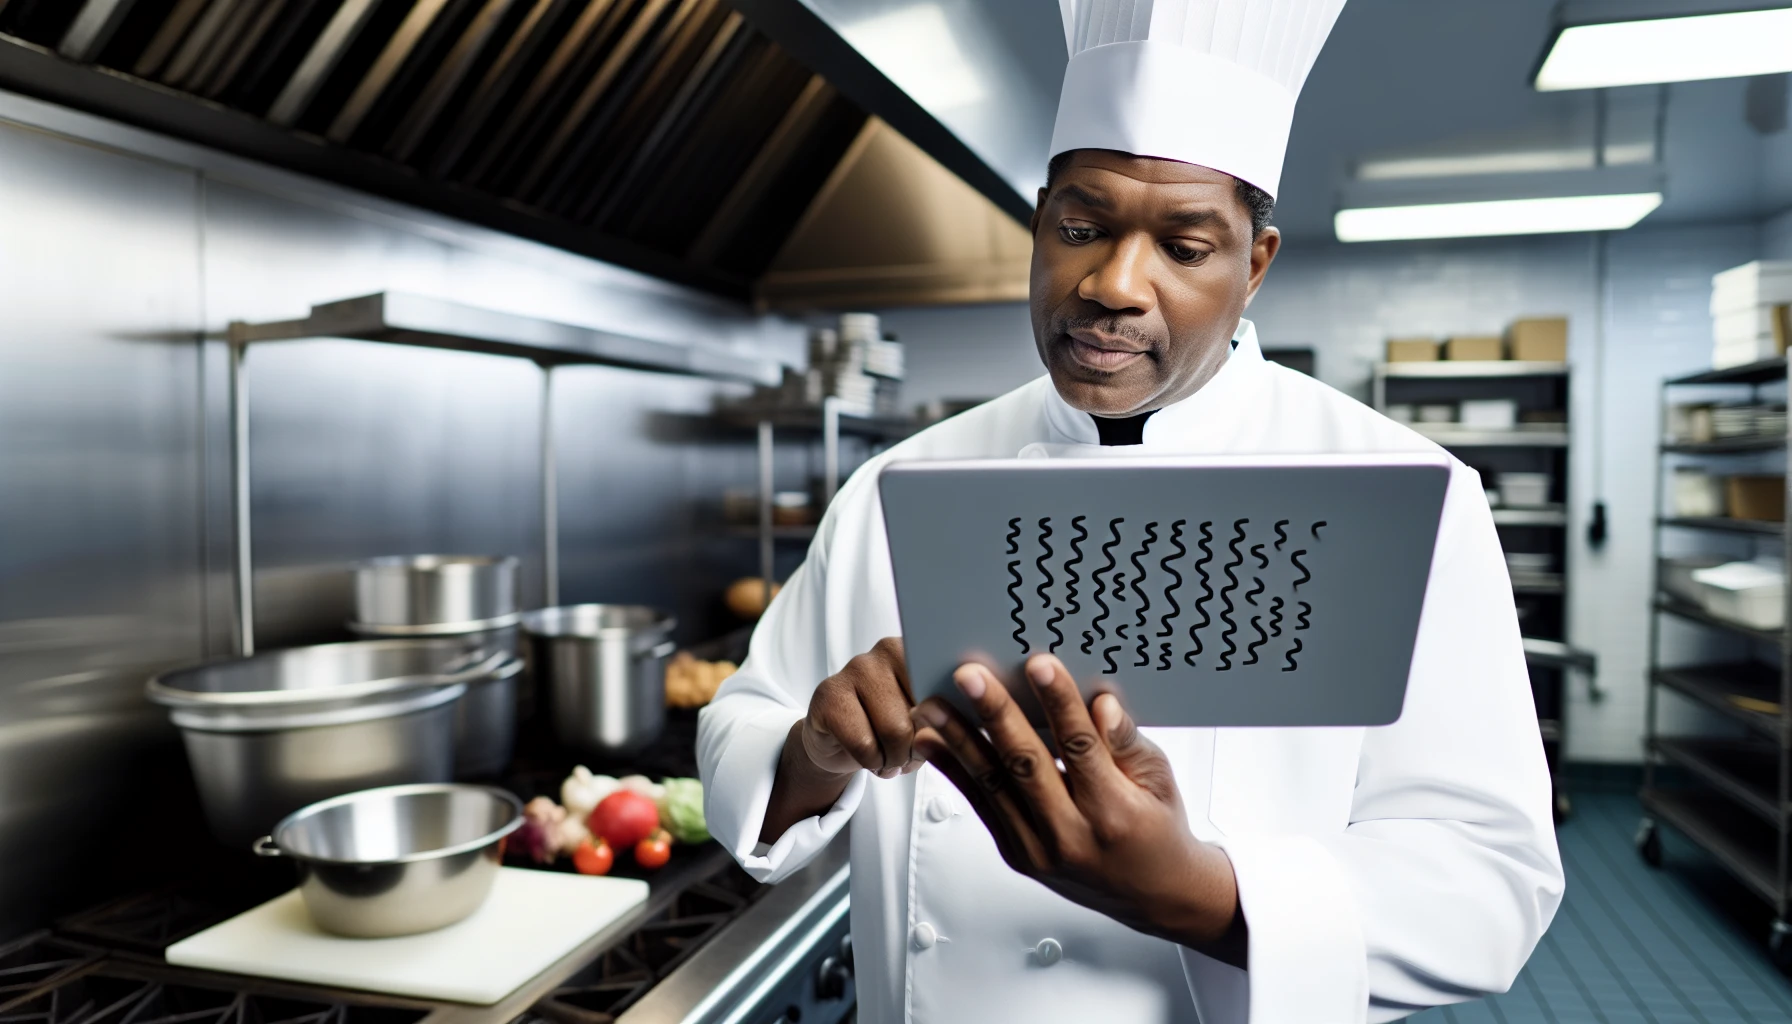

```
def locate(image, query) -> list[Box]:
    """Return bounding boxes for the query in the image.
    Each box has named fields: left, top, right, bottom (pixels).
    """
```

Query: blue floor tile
left=1405, top=790, right=1792, bottom=1022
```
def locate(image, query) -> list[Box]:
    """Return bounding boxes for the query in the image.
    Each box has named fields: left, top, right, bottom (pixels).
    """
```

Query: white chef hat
left=1051, top=0, right=1347, bottom=199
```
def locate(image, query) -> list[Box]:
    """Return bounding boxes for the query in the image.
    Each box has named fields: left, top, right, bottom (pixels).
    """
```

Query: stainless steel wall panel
left=0, top=120, right=206, bottom=936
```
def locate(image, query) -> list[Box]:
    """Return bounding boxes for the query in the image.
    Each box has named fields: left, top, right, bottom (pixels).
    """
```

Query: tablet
left=878, top=453, right=1452, bottom=728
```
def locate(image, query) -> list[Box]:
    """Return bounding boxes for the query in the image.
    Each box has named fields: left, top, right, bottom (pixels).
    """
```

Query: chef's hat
left=1051, top=0, right=1347, bottom=199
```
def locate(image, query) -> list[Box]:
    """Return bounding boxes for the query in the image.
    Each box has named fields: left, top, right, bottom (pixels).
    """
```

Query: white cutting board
left=166, top=868, right=649, bottom=1005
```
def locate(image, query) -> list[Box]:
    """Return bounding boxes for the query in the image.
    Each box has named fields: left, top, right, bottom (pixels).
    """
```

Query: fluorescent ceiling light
left=843, top=4, right=987, bottom=112
left=1535, top=7, right=1792, bottom=90
left=1335, top=193, right=1663, bottom=242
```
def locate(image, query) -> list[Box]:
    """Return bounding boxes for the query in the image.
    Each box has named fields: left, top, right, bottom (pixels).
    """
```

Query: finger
left=1022, top=655, right=1124, bottom=798
left=955, top=664, right=1081, bottom=833
left=1093, top=692, right=1177, bottom=802
left=809, top=682, right=884, bottom=773
left=913, top=699, right=1051, bottom=871
left=857, top=679, right=916, bottom=774
left=870, top=636, right=915, bottom=703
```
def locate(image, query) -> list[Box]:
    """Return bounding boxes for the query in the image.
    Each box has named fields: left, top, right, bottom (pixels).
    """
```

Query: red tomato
left=572, top=837, right=613, bottom=876
left=635, top=830, right=672, bottom=870
left=588, top=790, right=660, bottom=850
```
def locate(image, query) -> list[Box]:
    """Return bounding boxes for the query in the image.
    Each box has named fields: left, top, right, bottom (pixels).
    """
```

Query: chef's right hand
left=761, top=637, right=919, bottom=844
left=799, top=636, right=923, bottom=779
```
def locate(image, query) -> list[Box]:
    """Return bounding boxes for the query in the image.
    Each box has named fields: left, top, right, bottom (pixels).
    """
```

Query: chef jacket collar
left=1038, top=318, right=1268, bottom=454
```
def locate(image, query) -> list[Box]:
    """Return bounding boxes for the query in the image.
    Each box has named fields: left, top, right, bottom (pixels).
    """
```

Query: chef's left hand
left=912, top=654, right=1246, bottom=965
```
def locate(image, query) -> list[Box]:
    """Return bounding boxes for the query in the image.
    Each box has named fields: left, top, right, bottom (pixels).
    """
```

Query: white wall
left=882, top=221, right=1767, bottom=763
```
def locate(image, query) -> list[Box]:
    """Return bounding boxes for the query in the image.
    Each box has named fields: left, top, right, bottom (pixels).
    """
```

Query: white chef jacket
left=697, top=320, right=1564, bottom=1024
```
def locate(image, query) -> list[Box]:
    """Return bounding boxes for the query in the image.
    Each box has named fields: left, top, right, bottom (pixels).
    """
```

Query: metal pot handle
left=650, top=640, right=677, bottom=659
left=251, top=836, right=283, bottom=858
left=438, top=649, right=513, bottom=686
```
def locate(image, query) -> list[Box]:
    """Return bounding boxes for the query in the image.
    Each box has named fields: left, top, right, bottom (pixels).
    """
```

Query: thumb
left=1094, top=693, right=1176, bottom=803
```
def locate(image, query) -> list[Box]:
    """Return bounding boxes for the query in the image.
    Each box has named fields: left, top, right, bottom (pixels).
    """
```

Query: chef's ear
left=1243, top=226, right=1281, bottom=308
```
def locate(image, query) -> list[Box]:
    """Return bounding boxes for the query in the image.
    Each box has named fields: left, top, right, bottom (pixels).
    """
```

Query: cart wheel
left=1553, top=791, right=1572, bottom=825
left=1635, top=819, right=1662, bottom=867
left=1771, top=922, right=1792, bottom=973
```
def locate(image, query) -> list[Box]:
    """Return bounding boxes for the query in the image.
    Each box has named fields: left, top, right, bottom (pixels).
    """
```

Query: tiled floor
left=1412, top=788, right=1792, bottom=1023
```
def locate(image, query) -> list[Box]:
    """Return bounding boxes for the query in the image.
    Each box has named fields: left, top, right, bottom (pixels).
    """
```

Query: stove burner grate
left=528, top=866, right=766, bottom=1024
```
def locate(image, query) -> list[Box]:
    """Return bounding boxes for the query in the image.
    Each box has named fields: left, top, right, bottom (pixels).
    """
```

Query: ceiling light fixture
left=1333, top=165, right=1665, bottom=242
left=1335, top=193, right=1663, bottom=243
left=1534, top=5, right=1792, bottom=91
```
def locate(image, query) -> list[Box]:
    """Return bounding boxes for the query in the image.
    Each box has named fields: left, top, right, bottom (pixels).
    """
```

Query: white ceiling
left=801, top=0, right=1792, bottom=242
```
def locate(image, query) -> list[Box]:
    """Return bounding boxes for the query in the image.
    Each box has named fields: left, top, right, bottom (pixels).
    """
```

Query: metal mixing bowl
left=147, top=640, right=506, bottom=847
left=255, top=783, right=524, bottom=938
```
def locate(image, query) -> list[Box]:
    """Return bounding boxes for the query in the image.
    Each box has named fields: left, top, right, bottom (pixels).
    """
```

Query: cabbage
left=657, top=777, right=709, bottom=844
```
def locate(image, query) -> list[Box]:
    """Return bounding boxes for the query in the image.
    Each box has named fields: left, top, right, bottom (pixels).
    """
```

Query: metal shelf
left=1642, top=787, right=1782, bottom=903
left=1378, top=360, right=1568, bottom=379
left=1661, top=436, right=1786, bottom=454
left=1653, top=664, right=1783, bottom=740
left=232, top=292, right=782, bottom=385
left=1655, top=594, right=1785, bottom=646
left=725, top=524, right=817, bottom=541
left=1411, top=425, right=1569, bottom=448
left=1493, top=506, right=1567, bottom=527
left=1650, top=737, right=1784, bottom=824
left=1659, top=516, right=1785, bottom=536
left=1666, top=358, right=1787, bottom=386
left=1512, top=572, right=1565, bottom=595
left=713, top=406, right=917, bottom=440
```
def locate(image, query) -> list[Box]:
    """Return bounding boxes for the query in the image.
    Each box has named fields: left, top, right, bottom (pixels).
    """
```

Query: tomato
left=588, top=790, right=660, bottom=850
left=572, top=837, right=614, bottom=876
left=635, top=830, right=672, bottom=870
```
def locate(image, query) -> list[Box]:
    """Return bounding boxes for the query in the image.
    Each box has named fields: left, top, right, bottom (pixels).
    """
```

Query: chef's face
left=1029, top=150, right=1281, bottom=417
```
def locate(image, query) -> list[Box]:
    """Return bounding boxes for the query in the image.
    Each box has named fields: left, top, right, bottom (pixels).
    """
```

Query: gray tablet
left=879, top=453, right=1452, bottom=728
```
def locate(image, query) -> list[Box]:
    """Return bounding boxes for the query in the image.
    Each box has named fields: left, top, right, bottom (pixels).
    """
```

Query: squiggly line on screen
left=1290, top=550, right=1311, bottom=591
left=1273, top=519, right=1289, bottom=551
left=1186, top=521, right=1214, bottom=666
left=1268, top=596, right=1284, bottom=637
left=1157, top=520, right=1186, bottom=670
left=1217, top=519, right=1247, bottom=670
left=1244, top=614, right=1269, bottom=665
left=1006, top=517, right=1021, bottom=555
left=1283, top=637, right=1303, bottom=672
left=1064, top=516, right=1088, bottom=616
left=1084, top=518, right=1122, bottom=654
left=1130, top=523, right=1157, bottom=667
left=1008, top=561, right=1027, bottom=654
left=1035, top=518, right=1054, bottom=609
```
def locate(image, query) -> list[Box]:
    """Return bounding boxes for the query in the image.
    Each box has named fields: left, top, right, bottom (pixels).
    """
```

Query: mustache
left=1053, top=312, right=1160, bottom=348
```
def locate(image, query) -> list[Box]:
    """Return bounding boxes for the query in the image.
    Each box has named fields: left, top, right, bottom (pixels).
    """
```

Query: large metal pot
left=521, top=605, right=675, bottom=758
left=350, top=555, right=524, bottom=779
left=254, top=783, right=522, bottom=938
left=147, top=641, right=505, bottom=848
left=351, top=555, right=520, bottom=633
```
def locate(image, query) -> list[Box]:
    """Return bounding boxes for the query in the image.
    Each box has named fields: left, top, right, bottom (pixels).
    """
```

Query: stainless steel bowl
left=255, top=784, right=523, bottom=938
left=352, top=555, right=520, bottom=634
left=147, top=640, right=504, bottom=847
left=521, top=605, right=675, bottom=757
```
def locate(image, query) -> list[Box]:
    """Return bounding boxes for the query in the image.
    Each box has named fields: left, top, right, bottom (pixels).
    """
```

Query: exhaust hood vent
left=0, top=0, right=875, bottom=295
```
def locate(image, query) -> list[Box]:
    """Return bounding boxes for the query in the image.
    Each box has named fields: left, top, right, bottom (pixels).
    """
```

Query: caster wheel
left=1553, top=791, right=1572, bottom=825
left=1635, top=819, right=1662, bottom=867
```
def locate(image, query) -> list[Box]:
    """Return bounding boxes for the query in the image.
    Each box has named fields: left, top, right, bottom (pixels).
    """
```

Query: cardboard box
left=1508, top=318, right=1567, bottom=362
left=1445, top=335, right=1504, bottom=361
left=1386, top=338, right=1439, bottom=362
left=1727, top=475, right=1786, bottom=522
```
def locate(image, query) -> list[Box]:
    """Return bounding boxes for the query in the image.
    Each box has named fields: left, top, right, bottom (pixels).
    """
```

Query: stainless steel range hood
left=0, top=0, right=1031, bottom=303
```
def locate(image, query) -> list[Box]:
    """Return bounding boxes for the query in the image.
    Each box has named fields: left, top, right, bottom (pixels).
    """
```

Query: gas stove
left=22, top=839, right=851, bottom=1024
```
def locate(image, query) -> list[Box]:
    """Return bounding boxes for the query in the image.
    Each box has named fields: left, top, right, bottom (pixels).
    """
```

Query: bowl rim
left=267, top=783, right=525, bottom=866
left=520, top=604, right=675, bottom=639
left=146, top=643, right=516, bottom=707
left=354, top=554, right=520, bottom=572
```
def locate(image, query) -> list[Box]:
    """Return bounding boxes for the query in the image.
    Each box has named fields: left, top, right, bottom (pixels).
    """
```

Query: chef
left=698, top=1, right=1564, bottom=1021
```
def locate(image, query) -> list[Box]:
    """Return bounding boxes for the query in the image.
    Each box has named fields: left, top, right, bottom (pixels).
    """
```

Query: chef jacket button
left=1033, top=938, right=1063, bottom=966
left=911, top=922, right=938, bottom=950
left=925, top=796, right=952, bottom=822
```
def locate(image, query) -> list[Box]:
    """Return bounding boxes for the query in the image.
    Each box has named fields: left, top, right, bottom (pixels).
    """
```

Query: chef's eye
left=1164, top=242, right=1209, bottom=265
left=1059, top=223, right=1100, bottom=245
